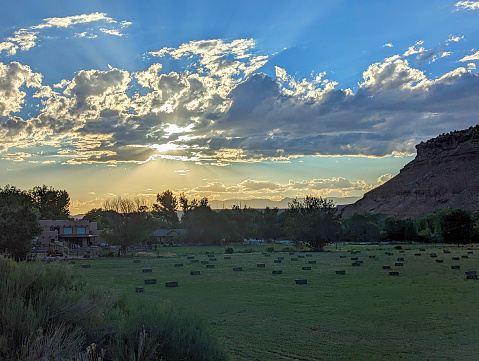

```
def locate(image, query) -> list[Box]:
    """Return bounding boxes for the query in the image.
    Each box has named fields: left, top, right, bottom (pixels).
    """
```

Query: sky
left=1, top=0, right=478, bottom=214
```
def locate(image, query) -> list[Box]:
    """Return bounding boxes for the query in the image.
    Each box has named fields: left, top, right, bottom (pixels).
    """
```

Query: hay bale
left=352, top=261, right=361, bottom=266
left=395, top=262, right=404, bottom=267
left=430, top=253, right=437, bottom=258
left=452, top=257, right=460, bottom=261
left=336, top=270, right=346, bottom=275
left=467, top=251, right=473, bottom=254
left=233, top=267, right=243, bottom=272
left=190, top=271, right=201, bottom=275
left=451, top=265, right=460, bottom=270
left=462, top=255, right=469, bottom=259
left=389, top=271, right=399, bottom=276
left=165, top=281, right=178, bottom=287
left=295, top=279, right=307, bottom=284
left=397, top=257, right=405, bottom=261
left=435, top=259, right=444, bottom=263
left=264, top=254, right=271, bottom=257
left=291, top=257, right=298, bottom=261
left=224, top=256, right=232, bottom=260
left=302, top=266, right=312, bottom=270
left=201, top=260, right=209, bottom=264
left=272, top=270, right=282, bottom=275
left=465, top=270, right=477, bottom=279
left=135, top=286, right=144, bottom=293
left=133, top=259, right=141, bottom=263
left=308, top=260, right=316, bottom=264
left=142, top=268, right=152, bottom=273
left=306, top=254, right=313, bottom=257
left=257, top=263, right=266, bottom=268
left=206, top=264, right=215, bottom=269
left=340, top=255, right=346, bottom=258
left=187, top=256, right=195, bottom=259
left=277, top=257, right=285, bottom=260
left=274, top=259, right=282, bottom=263
left=174, top=263, right=184, bottom=267
left=210, top=258, right=217, bottom=261
left=415, top=253, right=422, bottom=256
left=298, top=255, right=305, bottom=259
left=369, top=255, right=376, bottom=259
left=81, top=264, right=91, bottom=269
left=144, top=279, right=157, bottom=284
left=382, top=265, right=391, bottom=269
left=191, top=259, right=199, bottom=263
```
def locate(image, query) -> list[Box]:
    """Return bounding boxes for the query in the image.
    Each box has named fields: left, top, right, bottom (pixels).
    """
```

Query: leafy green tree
left=284, top=196, right=340, bottom=251
left=0, top=185, right=42, bottom=260
left=29, top=184, right=70, bottom=220
left=102, top=197, right=156, bottom=255
left=342, top=212, right=383, bottom=243
left=152, top=190, right=179, bottom=227
left=257, top=207, right=284, bottom=241
left=384, top=216, right=417, bottom=242
left=220, top=205, right=260, bottom=242
left=440, top=209, right=474, bottom=247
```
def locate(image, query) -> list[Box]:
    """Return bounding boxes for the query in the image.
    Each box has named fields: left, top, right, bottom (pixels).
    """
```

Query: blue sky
left=1, top=0, right=478, bottom=213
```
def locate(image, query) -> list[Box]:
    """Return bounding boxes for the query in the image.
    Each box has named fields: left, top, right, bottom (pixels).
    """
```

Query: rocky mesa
left=341, top=125, right=479, bottom=218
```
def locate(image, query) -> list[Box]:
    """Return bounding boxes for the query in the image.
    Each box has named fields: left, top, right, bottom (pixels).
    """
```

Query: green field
left=75, top=245, right=479, bottom=360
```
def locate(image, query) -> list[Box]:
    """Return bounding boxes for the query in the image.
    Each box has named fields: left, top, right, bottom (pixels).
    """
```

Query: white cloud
left=0, top=12, right=126, bottom=55
left=383, top=43, right=393, bottom=48
left=468, top=63, right=477, bottom=69
left=459, top=50, right=479, bottom=62
left=447, top=35, right=464, bottom=43
left=455, top=1, right=479, bottom=10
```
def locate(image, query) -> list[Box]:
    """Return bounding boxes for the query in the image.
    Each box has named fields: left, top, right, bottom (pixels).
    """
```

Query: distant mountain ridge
left=342, top=125, right=479, bottom=218
left=208, top=196, right=361, bottom=210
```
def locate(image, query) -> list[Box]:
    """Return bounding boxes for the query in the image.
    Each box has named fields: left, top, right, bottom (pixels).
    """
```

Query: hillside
left=342, top=125, right=479, bottom=218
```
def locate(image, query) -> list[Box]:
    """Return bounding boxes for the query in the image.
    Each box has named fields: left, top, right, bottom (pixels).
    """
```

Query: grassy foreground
left=76, top=244, right=479, bottom=361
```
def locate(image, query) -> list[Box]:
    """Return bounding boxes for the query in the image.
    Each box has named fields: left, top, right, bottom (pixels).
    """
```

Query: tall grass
left=0, top=258, right=228, bottom=360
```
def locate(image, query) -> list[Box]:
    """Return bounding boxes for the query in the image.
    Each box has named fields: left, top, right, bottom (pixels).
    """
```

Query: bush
left=394, top=245, right=403, bottom=250
left=225, top=247, right=234, bottom=254
left=0, top=258, right=228, bottom=361
left=265, top=246, right=275, bottom=252
left=281, top=246, right=295, bottom=252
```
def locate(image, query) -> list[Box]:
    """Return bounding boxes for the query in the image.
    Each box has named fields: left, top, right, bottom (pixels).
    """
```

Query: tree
left=220, top=205, right=260, bottom=243
left=284, top=196, right=340, bottom=251
left=102, top=197, right=156, bottom=255
left=342, top=212, right=383, bottom=243
left=152, top=190, right=179, bottom=227
left=256, top=207, right=284, bottom=241
left=0, top=185, right=42, bottom=260
left=440, top=209, right=474, bottom=247
left=29, top=185, right=70, bottom=220
left=384, top=216, right=417, bottom=242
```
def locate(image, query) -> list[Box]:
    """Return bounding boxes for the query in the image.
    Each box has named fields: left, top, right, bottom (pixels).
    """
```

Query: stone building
left=37, top=220, right=100, bottom=247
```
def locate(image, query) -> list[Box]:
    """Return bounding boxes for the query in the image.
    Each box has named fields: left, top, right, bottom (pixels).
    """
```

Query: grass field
left=74, top=244, right=479, bottom=360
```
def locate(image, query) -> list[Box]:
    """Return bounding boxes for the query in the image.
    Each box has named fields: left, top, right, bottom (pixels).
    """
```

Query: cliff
left=341, top=125, right=479, bottom=218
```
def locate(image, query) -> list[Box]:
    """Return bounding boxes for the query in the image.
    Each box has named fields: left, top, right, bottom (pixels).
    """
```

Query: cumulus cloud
left=455, top=1, right=479, bottom=10
left=383, top=43, right=394, bottom=48
left=0, top=12, right=128, bottom=55
left=459, top=50, right=479, bottom=62
left=1, top=38, right=479, bottom=165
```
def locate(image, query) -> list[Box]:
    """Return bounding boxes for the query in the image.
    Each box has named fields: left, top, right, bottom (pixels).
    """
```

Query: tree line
left=1, top=185, right=478, bottom=260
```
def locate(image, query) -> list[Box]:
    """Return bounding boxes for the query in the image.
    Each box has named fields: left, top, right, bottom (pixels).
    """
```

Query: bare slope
left=342, top=125, right=479, bottom=218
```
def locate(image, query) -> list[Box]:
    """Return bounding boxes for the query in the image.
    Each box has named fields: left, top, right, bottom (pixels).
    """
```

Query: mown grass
left=76, top=244, right=479, bottom=361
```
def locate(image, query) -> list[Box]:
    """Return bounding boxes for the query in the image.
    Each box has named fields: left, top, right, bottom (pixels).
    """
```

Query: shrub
left=0, top=258, right=228, bottom=361
left=225, top=247, right=234, bottom=254
left=265, top=246, right=275, bottom=253
left=394, top=245, right=403, bottom=250
left=282, top=246, right=295, bottom=252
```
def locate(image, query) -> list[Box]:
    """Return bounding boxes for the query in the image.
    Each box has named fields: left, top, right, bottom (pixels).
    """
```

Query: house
left=153, top=229, right=185, bottom=243
left=38, top=220, right=100, bottom=247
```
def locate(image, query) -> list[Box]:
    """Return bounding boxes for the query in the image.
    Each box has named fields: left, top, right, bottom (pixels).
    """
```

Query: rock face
left=342, top=125, right=479, bottom=218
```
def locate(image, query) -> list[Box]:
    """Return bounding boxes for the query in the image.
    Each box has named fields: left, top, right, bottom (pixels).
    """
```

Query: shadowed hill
left=342, top=125, right=479, bottom=218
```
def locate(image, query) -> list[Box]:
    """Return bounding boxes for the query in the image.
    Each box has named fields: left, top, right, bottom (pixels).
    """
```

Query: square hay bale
left=302, top=266, right=312, bottom=270
left=165, top=281, right=178, bottom=287
left=144, top=279, right=157, bottom=285
left=465, top=270, right=477, bottom=279
left=306, top=254, right=313, bottom=257
left=201, top=260, right=209, bottom=264
left=224, top=256, right=232, bottom=260
left=389, top=271, right=399, bottom=276
left=397, top=257, right=405, bottom=261
left=419, top=248, right=426, bottom=251
left=187, top=256, right=195, bottom=259
left=277, top=257, right=285, bottom=260
left=264, top=254, right=271, bottom=257
left=415, top=253, right=422, bottom=256
left=210, top=258, right=217, bottom=261
left=289, top=252, right=295, bottom=255
left=298, top=255, right=305, bottom=259
left=142, top=268, right=152, bottom=273
left=369, top=255, right=376, bottom=259
left=308, top=260, right=317, bottom=264
left=81, top=264, right=91, bottom=269
left=336, top=270, right=346, bottom=275
left=274, top=260, right=282, bottom=263
left=351, top=257, right=359, bottom=260
left=467, top=251, right=473, bottom=254
left=272, top=270, right=282, bottom=275
left=340, top=255, right=346, bottom=259
left=133, top=259, right=141, bottom=263
left=295, top=279, right=307, bottom=285
left=291, top=257, right=298, bottom=261
left=190, top=271, right=201, bottom=275
left=395, top=262, right=404, bottom=267
left=430, top=253, right=438, bottom=258
left=208, top=254, right=215, bottom=258
left=135, top=286, right=144, bottom=293
left=257, top=263, right=266, bottom=268
left=462, top=255, right=469, bottom=259
left=233, top=267, right=243, bottom=272
left=352, top=261, right=361, bottom=266
left=435, top=259, right=444, bottom=263
left=174, top=263, right=184, bottom=267
left=452, top=257, right=460, bottom=261
left=206, top=264, right=215, bottom=269
left=443, top=250, right=451, bottom=254
left=191, top=259, right=200, bottom=263
left=451, top=265, right=460, bottom=270
left=382, top=265, right=391, bottom=270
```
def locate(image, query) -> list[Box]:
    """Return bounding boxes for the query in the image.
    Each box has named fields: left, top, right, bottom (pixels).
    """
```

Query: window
left=63, top=227, right=73, bottom=235
left=77, top=227, right=86, bottom=235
